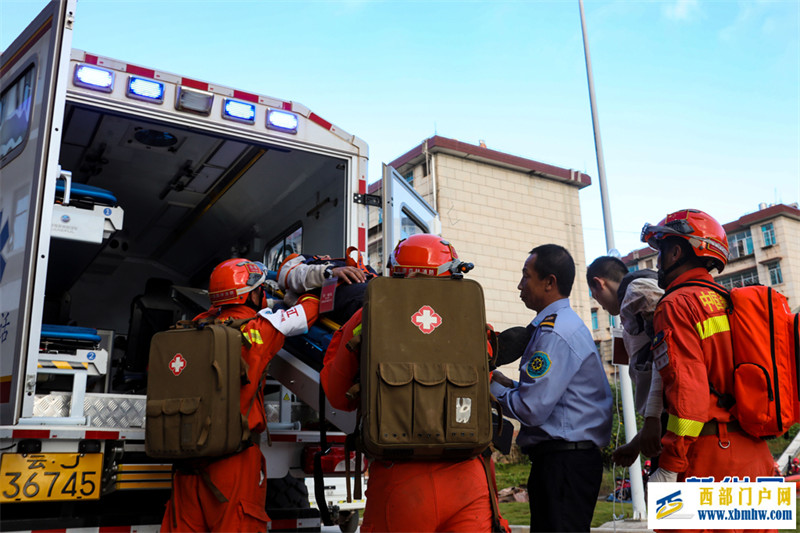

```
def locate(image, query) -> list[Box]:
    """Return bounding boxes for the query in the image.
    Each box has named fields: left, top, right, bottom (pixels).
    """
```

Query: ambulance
left=0, top=1, right=438, bottom=530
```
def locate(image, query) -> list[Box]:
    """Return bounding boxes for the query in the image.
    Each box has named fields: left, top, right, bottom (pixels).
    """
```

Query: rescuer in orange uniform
left=161, top=258, right=319, bottom=533
left=641, top=210, right=774, bottom=488
left=321, top=234, right=508, bottom=533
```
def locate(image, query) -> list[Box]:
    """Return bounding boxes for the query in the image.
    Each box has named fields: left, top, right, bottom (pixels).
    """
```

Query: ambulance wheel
left=339, top=510, right=359, bottom=533
left=266, top=474, right=310, bottom=509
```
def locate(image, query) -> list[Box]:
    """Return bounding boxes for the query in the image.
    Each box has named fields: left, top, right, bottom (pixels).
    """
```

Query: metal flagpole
left=578, top=0, right=647, bottom=520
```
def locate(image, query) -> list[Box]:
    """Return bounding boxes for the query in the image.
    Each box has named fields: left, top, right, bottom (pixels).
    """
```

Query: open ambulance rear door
left=380, top=164, right=440, bottom=272
left=0, top=0, right=75, bottom=425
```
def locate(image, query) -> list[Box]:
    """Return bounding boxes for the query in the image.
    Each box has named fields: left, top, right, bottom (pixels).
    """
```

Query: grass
left=496, top=463, right=623, bottom=527
left=499, top=498, right=630, bottom=527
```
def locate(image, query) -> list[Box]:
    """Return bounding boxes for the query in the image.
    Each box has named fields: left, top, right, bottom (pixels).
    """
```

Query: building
left=622, top=203, right=800, bottom=308
left=372, top=135, right=595, bottom=337
left=589, top=203, right=800, bottom=365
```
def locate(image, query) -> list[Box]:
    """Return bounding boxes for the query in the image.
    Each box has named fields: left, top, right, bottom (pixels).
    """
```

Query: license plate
left=1, top=453, right=102, bottom=502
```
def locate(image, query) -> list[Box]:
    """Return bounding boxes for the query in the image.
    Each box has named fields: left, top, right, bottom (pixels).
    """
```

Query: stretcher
left=32, top=324, right=110, bottom=425
left=39, top=324, right=109, bottom=376
left=52, top=170, right=124, bottom=243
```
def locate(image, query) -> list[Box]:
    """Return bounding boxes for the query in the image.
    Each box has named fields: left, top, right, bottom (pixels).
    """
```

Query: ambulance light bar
left=222, top=99, right=256, bottom=124
left=127, top=76, right=165, bottom=103
left=73, top=65, right=114, bottom=92
left=176, top=86, right=214, bottom=115
left=73, top=62, right=301, bottom=134
left=267, top=109, right=299, bottom=134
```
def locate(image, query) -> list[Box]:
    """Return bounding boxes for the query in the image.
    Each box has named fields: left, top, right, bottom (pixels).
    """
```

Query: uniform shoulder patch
left=538, top=313, right=557, bottom=329
left=525, top=351, right=551, bottom=378
left=651, top=331, right=669, bottom=370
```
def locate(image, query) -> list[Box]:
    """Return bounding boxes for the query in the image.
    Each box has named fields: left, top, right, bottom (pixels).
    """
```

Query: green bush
left=767, top=423, right=799, bottom=459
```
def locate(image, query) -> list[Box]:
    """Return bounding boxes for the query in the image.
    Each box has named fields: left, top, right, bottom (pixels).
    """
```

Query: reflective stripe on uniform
left=353, top=324, right=362, bottom=337
left=694, top=315, right=730, bottom=340
left=297, top=294, right=320, bottom=304
left=244, top=330, right=263, bottom=344
left=667, top=413, right=705, bottom=437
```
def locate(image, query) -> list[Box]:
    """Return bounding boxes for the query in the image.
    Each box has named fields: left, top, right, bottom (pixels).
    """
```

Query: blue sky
left=2, top=0, right=798, bottom=263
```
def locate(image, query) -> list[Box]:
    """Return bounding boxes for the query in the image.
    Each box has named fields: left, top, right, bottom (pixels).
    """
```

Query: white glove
left=648, top=468, right=678, bottom=483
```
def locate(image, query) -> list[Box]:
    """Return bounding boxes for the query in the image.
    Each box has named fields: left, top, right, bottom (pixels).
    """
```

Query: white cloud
left=663, top=0, right=700, bottom=21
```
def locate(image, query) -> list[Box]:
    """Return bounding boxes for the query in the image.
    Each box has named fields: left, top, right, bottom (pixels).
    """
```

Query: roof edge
left=389, top=135, right=592, bottom=189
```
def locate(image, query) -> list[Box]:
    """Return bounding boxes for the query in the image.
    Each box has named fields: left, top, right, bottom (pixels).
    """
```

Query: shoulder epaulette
left=539, top=313, right=557, bottom=329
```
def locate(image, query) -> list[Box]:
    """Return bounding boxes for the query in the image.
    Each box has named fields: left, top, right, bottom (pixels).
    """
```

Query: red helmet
left=641, top=209, right=729, bottom=272
left=389, top=234, right=473, bottom=278
left=208, top=258, right=267, bottom=306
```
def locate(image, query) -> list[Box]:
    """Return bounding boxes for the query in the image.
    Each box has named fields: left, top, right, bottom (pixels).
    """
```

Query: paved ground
left=507, top=520, right=652, bottom=533
left=323, top=519, right=654, bottom=532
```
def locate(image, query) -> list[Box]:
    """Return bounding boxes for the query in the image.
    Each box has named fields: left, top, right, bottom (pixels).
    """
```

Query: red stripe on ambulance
left=309, top=113, right=332, bottom=130
left=180, top=77, right=208, bottom=91
left=233, top=90, right=259, bottom=103
left=125, top=64, right=156, bottom=79
left=12, top=429, right=50, bottom=439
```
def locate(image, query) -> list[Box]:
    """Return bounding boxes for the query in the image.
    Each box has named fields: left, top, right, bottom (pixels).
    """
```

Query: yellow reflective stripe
left=353, top=324, right=362, bottom=337
left=38, top=361, right=88, bottom=370
left=667, top=414, right=705, bottom=437
left=244, top=330, right=263, bottom=344
left=694, top=315, right=730, bottom=340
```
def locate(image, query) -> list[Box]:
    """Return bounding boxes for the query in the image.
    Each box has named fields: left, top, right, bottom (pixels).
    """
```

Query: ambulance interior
left=40, top=100, right=351, bottom=394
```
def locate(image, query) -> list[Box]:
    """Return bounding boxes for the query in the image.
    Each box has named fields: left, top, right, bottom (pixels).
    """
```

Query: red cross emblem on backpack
left=411, top=305, right=442, bottom=334
left=170, top=353, right=187, bottom=376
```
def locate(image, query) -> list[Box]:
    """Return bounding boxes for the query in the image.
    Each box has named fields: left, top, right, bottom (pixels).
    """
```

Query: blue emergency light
left=73, top=64, right=114, bottom=93
left=127, top=76, right=165, bottom=103
left=222, top=99, right=256, bottom=124
left=267, top=109, right=299, bottom=134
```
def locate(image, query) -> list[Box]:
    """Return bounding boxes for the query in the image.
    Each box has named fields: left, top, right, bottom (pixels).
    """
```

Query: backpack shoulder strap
left=661, top=279, right=732, bottom=308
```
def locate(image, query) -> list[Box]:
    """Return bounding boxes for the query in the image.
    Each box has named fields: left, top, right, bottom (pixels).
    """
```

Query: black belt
left=698, top=419, right=741, bottom=437
left=524, top=439, right=597, bottom=456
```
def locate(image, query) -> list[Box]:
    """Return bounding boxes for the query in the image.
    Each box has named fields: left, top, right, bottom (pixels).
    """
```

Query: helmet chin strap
left=657, top=251, right=690, bottom=289
left=245, top=287, right=264, bottom=311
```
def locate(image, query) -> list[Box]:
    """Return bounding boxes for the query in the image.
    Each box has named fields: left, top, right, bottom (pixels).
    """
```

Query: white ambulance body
left=0, top=1, right=437, bottom=530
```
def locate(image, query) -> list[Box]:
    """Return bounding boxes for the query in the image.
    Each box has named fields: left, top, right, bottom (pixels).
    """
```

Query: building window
left=761, top=223, right=776, bottom=246
left=628, top=264, right=639, bottom=272
left=609, top=315, right=616, bottom=328
left=645, top=259, right=653, bottom=269
left=728, top=229, right=753, bottom=260
left=767, top=261, right=783, bottom=286
left=403, top=171, right=414, bottom=186
left=717, top=268, right=759, bottom=290
left=591, top=310, right=599, bottom=330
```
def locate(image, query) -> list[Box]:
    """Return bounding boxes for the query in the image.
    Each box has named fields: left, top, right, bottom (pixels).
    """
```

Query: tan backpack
left=145, top=318, right=255, bottom=459
left=358, top=276, right=493, bottom=460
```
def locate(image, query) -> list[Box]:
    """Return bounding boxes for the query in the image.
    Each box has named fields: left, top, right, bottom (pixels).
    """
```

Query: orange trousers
left=680, top=431, right=774, bottom=482
left=160, top=445, right=269, bottom=532
left=360, top=457, right=498, bottom=533
left=661, top=432, right=776, bottom=533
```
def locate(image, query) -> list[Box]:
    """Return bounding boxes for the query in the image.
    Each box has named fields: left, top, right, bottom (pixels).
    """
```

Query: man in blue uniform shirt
left=491, top=244, right=612, bottom=532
